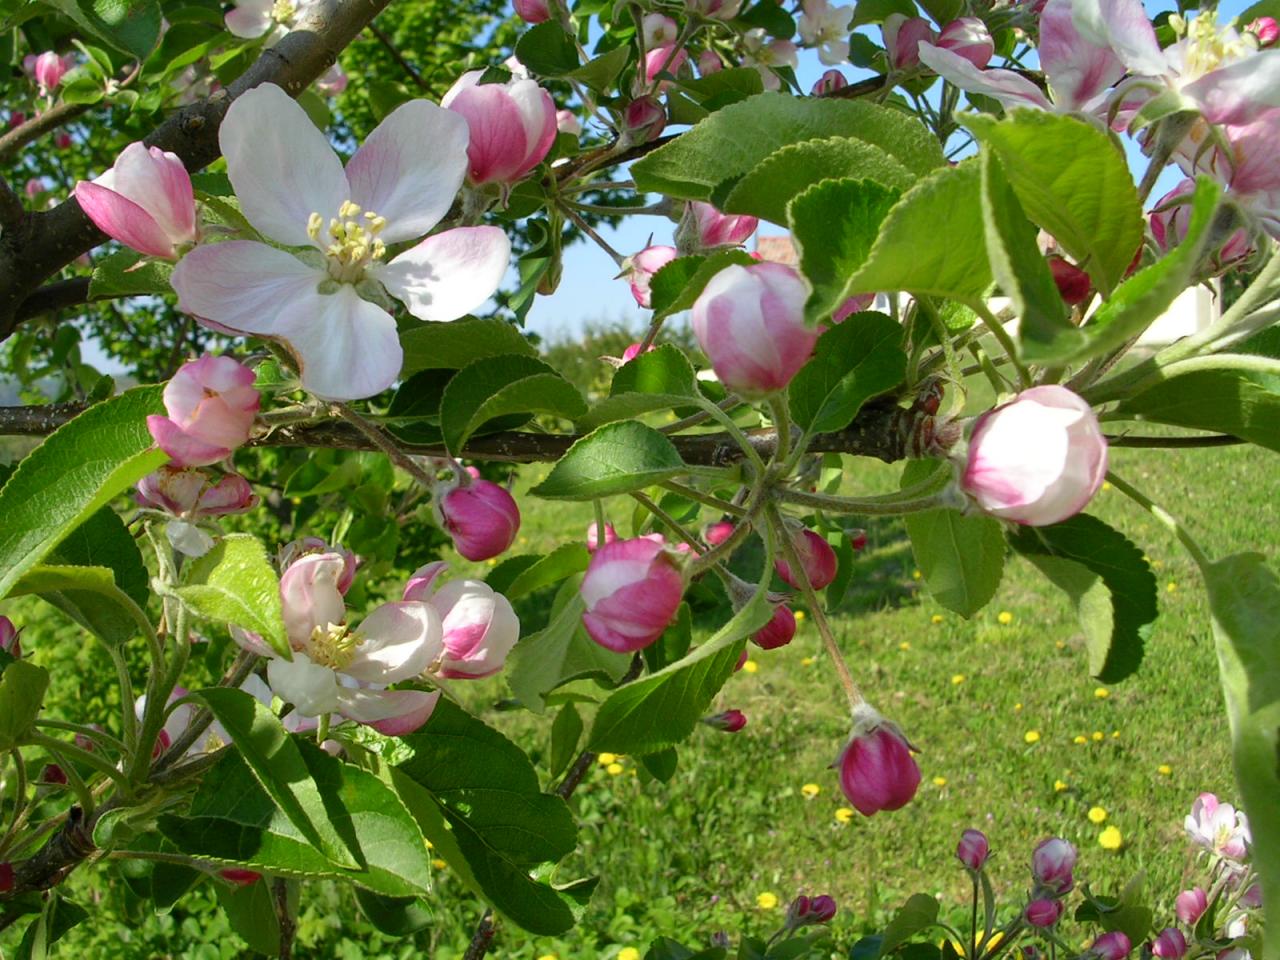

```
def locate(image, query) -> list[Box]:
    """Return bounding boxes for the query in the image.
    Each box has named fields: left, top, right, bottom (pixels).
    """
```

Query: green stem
left=34, top=720, right=126, bottom=755
left=334, top=402, right=439, bottom=489
left=696, top=396, right=767, bottom=477
left=315, top=713, right=331, bottom=746
left=1105, top=471, right=1210, bottom=568
left=659, top=480, right=748, bottom=518
left=0, top=750, right=28, bottom=856
left=776, top=486, right=953, bottom=516
left=767, top=395, right=792, bottom=468
left=969, top=301, right=1030, bottom=388
left=106, top=645, right=138, bottom=751
left=629, top=491, right=703, bottom=552
left=25, top=732, right=129, bottom=789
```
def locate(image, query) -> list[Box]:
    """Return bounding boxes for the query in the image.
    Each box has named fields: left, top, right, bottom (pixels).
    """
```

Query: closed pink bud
left=775, top=528, right=838, bottom=591
left=9, top=112, right=26, bottom=128
left=55, top=132, right=72, bottom=149
left=644, top=45, right=689, bottom=85
left=40, top=763, right=67, bottom=785
left=0, top=862, right=13, bottom=893
left=24, top=178, right=44, bottom=199
left=624, top=244, right=677, bottom=308
left=32, top=51, right=70, bottom=92
left=812, top=69, right=847, bottom=95
left=196, top=473, right=258, bottom=516
left=0, top=616, right=20, bottom=658
left=642, top=13, right=679, bottom=47
left=137, top=465, right=256, bottom=517
left=883, top=14, right=936, bottom=70
left=1092, top=933, right=1131, bottom=960
left=439, top=478, right=521, bottom=561
left=704, top=520, right=736, bottom=547
left=937, top=18, right=994, bottom=68
left=692, top=261, right=816, bottom=397
left=581, top=536, right=685, bottom=652
left=1025, top=898, right=1064, bottom=927
left=698, top=50, right=724, bottom=75
left=787, top=892, right=837, bottom=927
left=514, top=0, right=551, bottom=23
left=837, top=704, right=921, bottom=816
left=623, top=95, right=667, bottom=145
left=1031, top=837, right=1077, bottom=894
left=685, top=201, right=758, bottom=249
left=621, top=342, right=653, bottom=363
left=432, top=579, right=520, bottom=679
left=1176, top=887, right=1208, bottom=925
left=809, top=895, right=837, bottom=923
left=1153, top=929, right=1187, bottom=960
left=753, top=604, right=796, bottom=650
left=220, top=868, right=262, bottom=886
left=75, top=142, right=198, bottom=260
left=283, top=538, right=359, bottom=594
left=704, top=708, right=747, bottom=732
left=442, top=70, right=557, bottom=185
left=734, top=648, right=748, bottom=671
left=1048, top=256, right=1093, bottom=305
left=1151, top=180, right=1251, bottom=274
left=849, top=529, right=868, bottom=551
left=1248, top=17, right=1278, bottom=46
left=147, top=355, right=260, bottom=467
left=956, top=828, right=990, bottom=871
left=833, top=292, right=876, bottom=322
left=555, top=108, right=582, bottom=136
left=587, top=521, right=618, bottom=552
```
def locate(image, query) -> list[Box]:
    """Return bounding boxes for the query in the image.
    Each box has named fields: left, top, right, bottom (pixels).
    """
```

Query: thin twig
left=366, top=22, right=428, bottom=90
left=273, top=877, right=296, bottom=960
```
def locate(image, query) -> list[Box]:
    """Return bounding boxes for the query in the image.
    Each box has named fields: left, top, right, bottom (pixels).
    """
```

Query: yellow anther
left=338, top=200, right=363, bottom=219
left=309, top=622, right=360, bottom=671
left=271, top=0, right=296, bottom=22
left=306, top=211, right=323, bottom=240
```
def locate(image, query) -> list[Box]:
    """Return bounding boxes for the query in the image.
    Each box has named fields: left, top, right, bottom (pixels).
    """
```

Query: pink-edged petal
left=74, top=181, right=177, bottom=259
left=1071, top=0, right=1165, bottom=78
left=402, top=561, right=449, bottom=602
left=345, top=100, right=470, bottom=244
left=219, top=83, right=348, bottom=246
left=1184, top=52, right=1280, bottom=126
left=378, top=226, right=510, bottom=323
left=917, top=44, right=1052, bottom=110
left=146, top=414, right=230, bottom=466
left=225, top=0, right=273, bottom=37
left=230, top=626, right=277, bottom=658
left=336, top=688, right=441, bottom=734
left=347, top=601, right=442, bottom=684
left=172, top=240, right=325, bottom=336
left=444, top=81, right=532, bottom=183
left=507, top=79, right=557, bottom=171
left=1038, top=0, right=1124, bottom=111
left=101, top=143, right=196, bottom=246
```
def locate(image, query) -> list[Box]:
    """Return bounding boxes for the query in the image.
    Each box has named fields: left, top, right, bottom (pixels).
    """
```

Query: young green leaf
left=175, top=534, right=288, bottom=658
left=903, top=483, right=1006, bottom=619
left=398, top=318, right=535, bottom=377
left=789, top=312, right=907, bottom=434
left=531, top=421, right=686, bottom=501
left=440, top=355, right=586, bottom=456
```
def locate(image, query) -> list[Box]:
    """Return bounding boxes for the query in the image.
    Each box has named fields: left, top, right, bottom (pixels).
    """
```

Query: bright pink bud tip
left=812, top=69, right=847, bottom=95
left=1048, top=256, right=1093, bottom=306
left=147, top=355, right=260, bottom=467
left=704, top=520, right=736, bottom=547
left=621, top=342, right=653, bottom=363
left=956, top=828, right=990, bottom=871
left=0, top=861, right=12, bottom=893
left=787, top=893, right=837, bottom=927
left=40, top=764, right=67, bottom=785
left=644, top=45, right=689, bottom=86
left=1153, top=929, right=1188, bottom=960
left=1176, top=887, right=1208, bottom=925
left=775, top=529, right=838, bottom=591
left=1025, top=898, right=1064, bottom=928
left=686, top=201, right=759, bottom=249
left=849, top=529, right=868, bottom=551
left=220, top=868, right=262, bottom=886
left=513, top=0, right=551, bottom=23
left=624, top=245, right=678, bottom=308
left=623, top=95, right=667, bottom=145
left=705, top=709, right=747, bottom=732
left=0, top=616, right=20, bottom=658
left=581, top=537, right=685, bottom=652
left=733, top=649, right=749, bottom=672
left=753, top=604, right=797, bottom=650
left=961, top=385, right=1107, bottom=527
left=442, top=70, right=557, bottom=185
left=837, top=704, right=921, bottom=816
left=1031, top=837, right=1077, bottom=894
left=1092, top=932, right=1131, bottom=960
left=75, top=142, right=197, bottom=260
left=587, top=521, right=618, bottom=553
left=883, top=14, right=935, bottom=70
left=692, top=261, right=816, bottom=397
left=32, top=51, right=71, bottom=91
left=439, top=478, right=521, bottom=561
left=937, top=17, right=994, bottom=68
left=1248, top=16, right=1278, bottom=46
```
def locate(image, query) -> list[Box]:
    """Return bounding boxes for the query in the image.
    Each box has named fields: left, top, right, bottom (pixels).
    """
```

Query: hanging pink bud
left=961, top=386, right=1107, bottom=527
left=786, top=893, right=838, bottom=928
left=1048, top=256, right=1093, bottom=306
left=0, top=862, right=13, bottom=894
left=282, top=538, right=360, bottom=594
left=555, top=109, right=582, bottom=136
left=9, top=112, right=26, bottom=128
left=75, top=142, right=198, bottom=260
left=692, top=261, right=816, bottom=397
left=1150, top=180, right=1251, bottom=274
left=1031, top=837, right=1077, bottom=894
left=936, top=18, right=994, bottom=69
left=697, top=50, right=724, bottom=75
left=40, top=764, right=67, bottom=785
left=0, top=616, right=20, bottom=658
left=812, top=69, right=847, bottom=95
left=836, top=704, right=921, bottom=816
left=514, top=0, right=551, bottom=23
left=1153, top=929, right=1187, bottom=960
left=623, top=244, right=677, bottom=308
left=1247, top=17, right=1278, bottom=46
left=642, top=12, right=679, bottom=46
left=431, top=579, right=520, bottom=679
left=753, top=604, right=796, bottom=650
left=956, top=829, right=990, bottom=871
left=644, top=45, right=689, bottom=86
left=704, top=708, right=747, bottom=732
left=883, top=14, right=936, bottom=70
left=775, top=528, right=838, bottom=591
left=1025, top=899, right=1064, bottom=928
left=704, top=521, right=736, bottom=547
left=146, top=355, right=260, bottom=467
left=1176, top=887, right=1208, bottom=925
left=623, top=95, right=667, bottom=145
left=24, top=178, right=44, bottom=199
left=682, top=201, right=759, bottom=250
left=55, top=131, right=73, bottom=149
left=1092, top=933, right=1131, bottom=960
left=581, top=536, right=685, bottom=652
left=442, top=70, right=557, bottom=185
left=587, top=521, right=618, bottom=552
left=849, top=529, right=868, bottom=551
left=438, top=478, right=521, bottom=561
left=31, top=51, right=71, bottom=92
left=220, top=869, right=262, bottom=886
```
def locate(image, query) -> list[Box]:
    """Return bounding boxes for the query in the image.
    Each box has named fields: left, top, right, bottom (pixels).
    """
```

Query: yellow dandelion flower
left=801, top=656, right=816, bottom=666
left=519, top=536, right=529, bottom=544
left=425, top=839, right=434, bottom=849
left=1101, top=481, right=1112, bottom=491
left=1013, top=702, right=1023, bottom=711
left=1098, top=825, right=1123, bottom=850
left=1055, top=640, right=1067, bottom=649
left=742, top=659, right=760, bottom=674
left=606, top=762, right=624, bottom=775
left=598, top=752, right=617, bottom=765
left=933, top=776, right=947, bottom=787
left=432, top=858, right=447, bottom=870
left=801, top=783, right=821, bottom=799
left=1091, top=731, right=1104, bottom=742
left=899, top=641, right=911, bottom=651
left=931, top=614, right=944, bottom=625
left=835, top=807, right=854, bottom=824
left=951, top=673, right=966, bottom=685
left=1094, top=687, right=1110, bottom=699
left=538, top=955, right=559, bottom=960
left=1158, top=764, right=1173, bottom=776
left=1111, top=730, right=1120, bottom=739
left=1167, top=581, right=1178, bottom=593
left=1054, top=779, right=1069, bottom=792
left=997, top=611, right=1014, bottom=625
left=794, top=610, right=805, bottom=621
left=486, top=557, right=498, bottom=566
left=619, top=949, right=641, bottom=960
left=1073, top=735, right=1089, bottom=745
left=1088, top=806, right=1108, bottom=824
left=1024, top=730, right=1041, bottom=744
left=1152, top=559, right=1164, bottom=570
left=757, top=892, right=779, bottom=910
left=912, top=569, right=923, bottom=580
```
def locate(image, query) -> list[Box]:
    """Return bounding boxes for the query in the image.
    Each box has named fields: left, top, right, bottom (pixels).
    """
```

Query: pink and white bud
left=775, top=528, right=838, bottom=591
left=1176, top=887, right=1208, bottom=925
left=833, top=292, right=876, bottom=322
left=581, top=536, right=685, bottom=652
left=0, top=616, right=20, bottom=658
left=1153, top=929, right=1188, bottom=960
left=281, top=538, right=359, bottom=594
left=642, top=13, right=679, bottom=47
left=1151, top=180, right=1251, bottom=274
left=644, top=45, right=689, bottom=86
left=24, top=178, right=44, bottom=199
left=624, top=244, right=678, bottom=308
left=704, top=520, right=736, bottom=547
left=146, top=355, right=260, bottom=467
left=936, top=18, right=994, bottom=69
left=812, top=69, right=847, bottom=95
left=883, top=14, right=936, bottom=70
left=683, top=201, right=759, bottom=249
left=587, top=521, right=618, bottom=553
left=1247, top=17, right=1278, bottom=47
left=431, top=579, right=520, bottom=679
left=1025, top=899, right=1064, bottom=927
left=279, top=552, right=349, bottom=648
left=623, top=95, right=667, bottom=145
left=753, top=604, right=797, bottom=650
left=402, top=561, right=450, bottom=603
left=1092, top=932, right=1131, bottom=960
left=442, top=70, right=557, bottom=185
left=1048, top=256, right=1093, bottom=306
left=1031, top=837, right=1077, bottom=894
left=514, top=0, right=551, bottom=23
left=75, top=142, right=198, bottom=260
left=837, top=703, right=921, bottom=816
left=961, top=386, right=1107, bottom=527
left=555, top=108, right=582, bottom=136
left=698, top=50, right=724, bottom=75
left=31, top=51, right=71, bottom=93
left=137, top=465, right=257, bottom=517
left=40, top=763, right=67, bottom=785
left=438, top=477, right=521, bottom=561
left=691, top=261, right=816, bottom=397
left=956, top=829, right=990, bottom=871
left=704, top=708, right=747, bottom=732
left=315, top=63, right=348, bottom=97
left=1185, top=792, right=1251, bottom=860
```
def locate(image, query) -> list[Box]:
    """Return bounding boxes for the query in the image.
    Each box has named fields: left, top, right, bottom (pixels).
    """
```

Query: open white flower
left=171, top=84, right=510, bottom=400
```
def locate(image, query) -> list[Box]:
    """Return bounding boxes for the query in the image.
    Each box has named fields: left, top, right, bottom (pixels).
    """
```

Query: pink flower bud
left=812, top=69, right=847, bottom=95
left=282, top=538, right=359, bottom=594
left=623, top=95, right=667, bottom=145
left=402, top=561, right=449, bottom=602
left=1092, top=932, right=1131, bottom=960
left=849, top=529, right=868, bottom=551
left=279, top=552, right=348, bottom=648
left=432, top=579, right=520, bottom=679
left=1176, top=887, right=1208, bottom=925
left=514, top=0, right=551, bottom=23
left=32, top=51, right=71, bottom=92
left=1248, top=17, right=1278, bottom=46
left=733, top=648, right=748, bottom=672
left=315, top=63, right=348, bottom=96
left=587, top=521, right=618, bottom=552
left=146, top=355, right=260, bottom=467
left=691, top=262, right=816, bottom=397
left=24, top=178, right=44, bottom=199
left=753, top=604, right=796, bottom=650
left=883, top=14, right=936, bottom=70
left=0, top=862, right=12, bottom=893
left=555, top=108, right=582, bottom=136
left=1151, top=180, right=1251, bottom=274
left=704, top=708, right=747, bottom=731
left=808, top=895, right=837, bottom=923
left=74, top=142, right=198, bottom=260
left=833, top=292, right=876, bottom=322
left=1031, top=837, right=1077, bottom=894
left=621, top=342, right=653, bottom=363
left=438, top=478, right=521, bottom=561
left=1048, top=256, right=1093, bottom=306
left=624, top=244, right=678, bottom=308
left=642, top=12, right=679, bottom=47
left=137, top=466, right=257, bottom=518
left=9, top=112, right=26, bottom=129
left=581, top=536, right=685, bottom=652
left=961, top=386, right=1107, bottom=527
left=837, top=704, right=921, bottom=816
left=787, top=893, right=838, bottom=928
left=40, top=763, right=67, bottom=785
left=697, top=50, right=724, bottom=75
left=55, top=132, right=72, bottom=149
left=220, top=868, right=262, bottom=886
left=442, top=71, right=557, bottom=185
left=775, top=529, right=838, bottom=591
left=1025, top=898, right=1064, bottom=927
left=0, top=616, right=20, bottom=658
left=1153, top=929, right=1188, bottom=960
left=644, top=45, right=689, bottom=86
left=704, top=521, right=736, bottom=547
left=74, top=728, right=99, bottom=752
left=956, top=828, right=990, bottom=871
left=937, top=18, right=994, bottom=68
left=684, top=201, right=759, bottom=249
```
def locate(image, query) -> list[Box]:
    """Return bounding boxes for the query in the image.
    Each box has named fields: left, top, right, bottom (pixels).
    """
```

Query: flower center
left=1171, top=13, right=1259, bottom=81
left=306, top=200, right=388, bottom=283
left=308, top=622, right=361, bottom=671
left=271, top=0, right=296, bottom=22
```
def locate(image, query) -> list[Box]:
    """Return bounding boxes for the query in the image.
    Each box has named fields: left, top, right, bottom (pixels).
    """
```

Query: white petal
left=171, top=240, right=326, bottom=335
left=378, top=226, right=511, bottom=322
left=345, top=100, right=470, bottom=244
left=220, top=83, right=348, bottom=246
left=268, top=653, right=342, bottom=717
left=346, top=601, right=442, bottom=684
left=917, top=43, right=1052, bottom=110
left=334, top=687, right=440, bottom=733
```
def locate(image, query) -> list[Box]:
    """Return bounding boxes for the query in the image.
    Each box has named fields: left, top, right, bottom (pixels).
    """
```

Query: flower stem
left=333, top=402, right=439, bottom=489
left=969, top=301, right=1030, bottom=388
left=696, top=395, right=767, bottom=477
left=1104, top=471, right=1210, bottom=568
left=629, top=491, right=703, bottom=552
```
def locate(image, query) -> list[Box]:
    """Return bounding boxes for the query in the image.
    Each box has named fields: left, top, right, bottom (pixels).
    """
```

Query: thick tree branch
left=0, top=176, right=24, bottom=235
left=8, top=278, right=91, bottom=327
left=0, top=101, right=92, bottom=164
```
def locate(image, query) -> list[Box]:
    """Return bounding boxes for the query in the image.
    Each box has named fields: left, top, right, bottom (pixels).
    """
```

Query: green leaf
left=879, top=894, right=941, bottom=958
left=577, top=345, right=700, bottom=431
left=569, top=44, right=630, bottom=92
left=353, top=889, right=433, bottom=938
left=14, top=894, right=88, bottom=960
left=632, top=92, right=942, bottom=201
left=440, top=355, right=586, bottom=456
left=390, top=699, right=578, bottom=935
left=588, top=584, right=772, bottom=754
left=903, top=491, right=1005, bottom=618
left=548, top=702, right=584, bottom=779
left=649, top=250, right=757, bottom=321
left=673, top=67, right=764, bottom=105
left=514, top=21, right=580, bottom=75
left=175, top=534, right=288, bottom=658
left=8, top=564, right=148, bottom=647
left=46, top=0, right=161, bottom=58
left=531, top=421, right=686, bottom=501
left=0, top=660, right=50, bottom=752
left=506, top=543, right=591, bottom=601
left=398, top=318, right=535, bottom=377
left=721, top=136, right=916, bottom=225
left=0, top=386, right=168, bottom=601
left=1009, top=514, right=1157, bottom=682
left=87, top=249, right=174, bottom=300
left=788, top=312, right=906, bottom=434
left=640, top=748, right=678, bottom=783
left=963, top=110, right=1143, bottom=295
left=485, top=554, right=543, bottom=595
left=215, top=879, right=294, bottom=956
